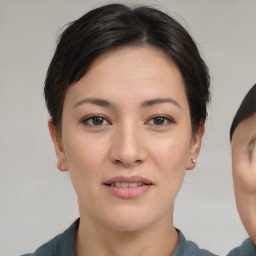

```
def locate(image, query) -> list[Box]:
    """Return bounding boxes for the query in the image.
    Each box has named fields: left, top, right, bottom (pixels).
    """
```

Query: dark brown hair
left=44, top=3, right=210, bottom=134
left=230, top=84, right=256, bottom=141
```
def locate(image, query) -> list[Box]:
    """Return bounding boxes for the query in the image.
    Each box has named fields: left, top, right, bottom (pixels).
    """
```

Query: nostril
left=112, top=158, right=143, bottom=167
left=109, top=136, right=147, bottom=166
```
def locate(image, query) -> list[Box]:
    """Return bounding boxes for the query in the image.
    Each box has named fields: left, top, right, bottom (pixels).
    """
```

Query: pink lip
left=103, top=176, right=153, bottom=199
left=104, top=176, right=153, bottom=185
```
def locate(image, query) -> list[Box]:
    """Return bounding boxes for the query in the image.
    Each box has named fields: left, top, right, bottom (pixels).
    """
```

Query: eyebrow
left=141, top=98, right=181, bottom=108
left=73, top=97, right=181, bottom=109
left=73, top=98, right=114, bottom=108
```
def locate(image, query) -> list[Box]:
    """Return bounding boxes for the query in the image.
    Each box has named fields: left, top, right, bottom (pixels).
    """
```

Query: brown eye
left=82, top=115, right=110, bottom=126
left=153, top=116, right=165, bottom=125
left=148, top=116, right=173, bottom=126
left=91, top=117, right=104, bottom=125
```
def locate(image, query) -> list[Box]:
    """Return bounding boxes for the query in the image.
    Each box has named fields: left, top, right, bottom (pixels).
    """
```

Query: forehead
left=64, top=46, right=188, bottom=108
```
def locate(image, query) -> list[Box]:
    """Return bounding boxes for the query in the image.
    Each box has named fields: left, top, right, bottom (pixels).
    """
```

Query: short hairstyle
left=230, top=83, right=256, bottom=141
left=44, top=3, right=210, bottom=134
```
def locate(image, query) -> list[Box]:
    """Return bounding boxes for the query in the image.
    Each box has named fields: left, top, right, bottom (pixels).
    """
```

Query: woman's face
left=50, top=47, right=203, bottom=231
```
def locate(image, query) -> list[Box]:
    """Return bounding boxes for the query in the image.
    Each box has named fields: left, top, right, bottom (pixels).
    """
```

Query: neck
left=76, top=211, right=178, bottom=256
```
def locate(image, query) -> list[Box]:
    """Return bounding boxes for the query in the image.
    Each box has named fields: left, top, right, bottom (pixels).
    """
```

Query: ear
left=186, top=119, right=205, bottom=170
left=48, top=118, right=68, bottom=172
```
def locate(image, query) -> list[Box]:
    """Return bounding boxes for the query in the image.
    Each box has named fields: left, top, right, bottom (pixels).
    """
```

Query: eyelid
left=80, top=114, right=174, bottom=127
left=146, top=115, right=175, bottom=126
left=81, top=115, right=111, bottom=126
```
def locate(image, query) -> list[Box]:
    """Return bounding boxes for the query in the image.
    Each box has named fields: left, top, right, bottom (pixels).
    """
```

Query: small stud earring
left=191, top=159, right=197, bottom=165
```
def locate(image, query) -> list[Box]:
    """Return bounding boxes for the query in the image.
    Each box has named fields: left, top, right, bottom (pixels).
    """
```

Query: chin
left=107, top=218, right=153, bottom=232
left=101, top=206, right=161, bottom=232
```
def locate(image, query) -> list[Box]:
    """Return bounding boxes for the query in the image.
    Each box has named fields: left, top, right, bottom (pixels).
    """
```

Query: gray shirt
left=21, top=219, right=256, bottom=256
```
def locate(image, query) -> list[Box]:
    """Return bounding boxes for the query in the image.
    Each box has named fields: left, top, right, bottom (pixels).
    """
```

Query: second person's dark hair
left=230, top=83, right=256, bottom=141
left=44, top=3, right=210, bottom=134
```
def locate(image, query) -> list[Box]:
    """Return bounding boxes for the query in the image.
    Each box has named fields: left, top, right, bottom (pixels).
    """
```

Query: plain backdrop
left=1, top=0, right=256, bottom=255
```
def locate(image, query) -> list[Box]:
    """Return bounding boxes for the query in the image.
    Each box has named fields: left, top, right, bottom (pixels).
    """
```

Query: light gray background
left=1, top=0, right=256, bottom=255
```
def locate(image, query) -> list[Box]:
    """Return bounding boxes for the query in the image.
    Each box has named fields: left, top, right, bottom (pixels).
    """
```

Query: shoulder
left=173, top=230, right=217, bottom=256
left=20, top=219, right=79, bottom=256
left=20, top=232, right=63, bottom=256
left=184, top=241, right=217, bottom=256
left=227, top=238, right=256, bottom=256
left=174, top=230, right=256, bottom=256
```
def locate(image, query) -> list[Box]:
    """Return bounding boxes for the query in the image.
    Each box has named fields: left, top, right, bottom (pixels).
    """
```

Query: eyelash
left=146, top=115, right=174, bottom=126
left=81, top=115, right=174, bottom=127
left=81, top=115, right=111, bottom=126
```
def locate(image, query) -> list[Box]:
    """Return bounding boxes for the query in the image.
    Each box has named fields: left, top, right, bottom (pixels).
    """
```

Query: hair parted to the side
left=44, top=3, right=210, bottom=134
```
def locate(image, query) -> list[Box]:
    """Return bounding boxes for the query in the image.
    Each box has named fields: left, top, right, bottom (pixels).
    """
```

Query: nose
left=109, top=123, right=147, bottom=167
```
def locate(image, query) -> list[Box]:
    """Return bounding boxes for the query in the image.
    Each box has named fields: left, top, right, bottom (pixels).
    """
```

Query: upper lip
left=104, top=176, right=153, bottom=185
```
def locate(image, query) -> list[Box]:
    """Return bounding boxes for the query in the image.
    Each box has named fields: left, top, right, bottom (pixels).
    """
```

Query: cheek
left=62, top=133, right=109, bottom=183
left=62, top=134, right=111, bottom=210
left=149, top=134, right=191, bottom=189
left=151, top=134, right=191, bottom=169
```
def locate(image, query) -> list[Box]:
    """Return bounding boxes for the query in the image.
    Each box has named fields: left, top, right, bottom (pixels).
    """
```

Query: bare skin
left=232, top=113, right=256, bottom=245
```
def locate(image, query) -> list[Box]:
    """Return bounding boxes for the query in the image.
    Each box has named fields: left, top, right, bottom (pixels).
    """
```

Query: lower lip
left=104, top=185, right=152, bottom=199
